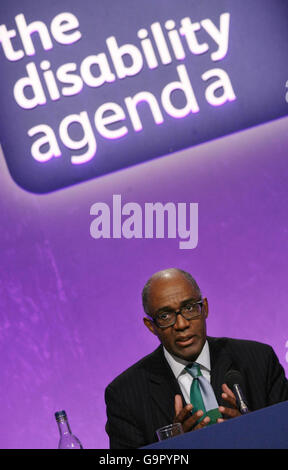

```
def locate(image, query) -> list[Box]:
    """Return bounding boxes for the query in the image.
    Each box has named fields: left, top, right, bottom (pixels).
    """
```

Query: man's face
left=143, top=273, right=208, bottom=361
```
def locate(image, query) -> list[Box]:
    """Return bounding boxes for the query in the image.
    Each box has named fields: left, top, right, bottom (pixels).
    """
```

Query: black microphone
left=224, top=370, right=250, bottom=414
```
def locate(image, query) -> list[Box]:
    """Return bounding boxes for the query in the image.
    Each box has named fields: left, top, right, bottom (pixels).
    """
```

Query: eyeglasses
left=148, top=299, right=204, bottom=329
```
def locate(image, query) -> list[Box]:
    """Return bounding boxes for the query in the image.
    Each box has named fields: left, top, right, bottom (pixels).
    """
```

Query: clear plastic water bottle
left=55, top=410, right=83, bottom=449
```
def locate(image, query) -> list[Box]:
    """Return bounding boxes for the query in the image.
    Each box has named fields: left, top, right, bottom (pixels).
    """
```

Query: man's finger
left=173, top=403, right=193, bottom=423
left=193, top=415, right=211, bottom=431
left=222, top=383, right=235, bottom=399
left=219, top=405, right=240, bottom=418
left=174, top=394, right=183, bottom=416
left=221, top=383, right=237, bottom=407
left=181, top=410, right=205, bottom=432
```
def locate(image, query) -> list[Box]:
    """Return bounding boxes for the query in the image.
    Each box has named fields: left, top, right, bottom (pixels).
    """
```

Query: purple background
left=1, top=0, right=288, bottom=450
left=0, top=115, right=288, bottom=449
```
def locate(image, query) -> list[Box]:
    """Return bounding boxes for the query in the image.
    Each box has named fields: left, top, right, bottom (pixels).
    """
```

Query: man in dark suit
left=105, top=268, right=288, bottom=449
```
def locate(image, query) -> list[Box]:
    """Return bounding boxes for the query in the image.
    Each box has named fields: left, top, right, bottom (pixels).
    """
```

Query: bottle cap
left=55, top=410, right=67, bottom=421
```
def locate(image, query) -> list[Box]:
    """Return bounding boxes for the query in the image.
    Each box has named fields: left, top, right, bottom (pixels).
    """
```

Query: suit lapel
left=208, top=337, right=233, bottom=406
left=145, top=346, right=185, bottom=423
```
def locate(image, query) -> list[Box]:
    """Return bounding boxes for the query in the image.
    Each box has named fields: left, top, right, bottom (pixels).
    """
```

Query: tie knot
left=185, top=362, right=202, bottom=378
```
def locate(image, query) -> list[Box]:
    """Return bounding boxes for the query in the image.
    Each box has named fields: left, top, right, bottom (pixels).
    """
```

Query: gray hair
left=142, top=268, right=202, bottom=315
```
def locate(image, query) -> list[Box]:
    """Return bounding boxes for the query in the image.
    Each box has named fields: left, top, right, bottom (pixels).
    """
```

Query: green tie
left=185, top=363, right=222, bottom=425
left=186, top=363, right=206, bottom=423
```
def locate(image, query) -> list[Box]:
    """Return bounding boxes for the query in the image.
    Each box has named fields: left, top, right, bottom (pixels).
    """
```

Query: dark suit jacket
left=105, top=337, right=288, bottom=449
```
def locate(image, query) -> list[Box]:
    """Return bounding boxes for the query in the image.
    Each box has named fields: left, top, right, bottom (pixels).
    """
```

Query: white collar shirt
left=163, top=340, right=212, bottom=405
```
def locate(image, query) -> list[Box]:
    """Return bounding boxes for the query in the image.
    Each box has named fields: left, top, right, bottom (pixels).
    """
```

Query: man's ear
left=143, top=317, right=157, bottom=336
left=203, top=298, right=209, bottom=319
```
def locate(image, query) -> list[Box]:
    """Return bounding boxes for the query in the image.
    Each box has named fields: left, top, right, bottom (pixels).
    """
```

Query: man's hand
left=173, top=394, right=211, bottom=432
left=217, top=383, right=241, bottom=422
